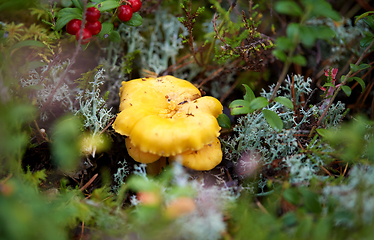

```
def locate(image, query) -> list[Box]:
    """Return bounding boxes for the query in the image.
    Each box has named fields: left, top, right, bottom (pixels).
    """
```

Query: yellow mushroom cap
left=169, top=138, right=222, bottom=171
left=113, top=76, right=223, bottom=157
left=125, top=138, right=161, bottom=164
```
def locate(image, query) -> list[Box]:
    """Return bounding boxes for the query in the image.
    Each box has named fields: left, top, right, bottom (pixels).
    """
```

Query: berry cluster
left=66, top=7, right=101, bottom=44
left=65, top=0, right=142, bottom=44
left=117, top=0, right=142, bottom=22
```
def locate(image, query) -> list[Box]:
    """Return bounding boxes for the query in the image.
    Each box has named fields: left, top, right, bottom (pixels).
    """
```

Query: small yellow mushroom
left=112, top=75, right=224, bottom=171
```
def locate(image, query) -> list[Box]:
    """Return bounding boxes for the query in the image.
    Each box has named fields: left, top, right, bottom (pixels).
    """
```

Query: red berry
left=86, top=7, right=100, bottom=22
left=66, top=19, right=82, bottom=35
left=117, top=5, right=133, bottom=22
left=75, top=28, right=92, bottom=44
left=85, top=21, right=102, bottom=35
left=128, top=0, right=142, bottom=12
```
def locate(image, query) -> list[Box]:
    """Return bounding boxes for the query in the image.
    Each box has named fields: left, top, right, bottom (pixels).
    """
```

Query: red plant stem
left=315, top=38, right=374, bottom=129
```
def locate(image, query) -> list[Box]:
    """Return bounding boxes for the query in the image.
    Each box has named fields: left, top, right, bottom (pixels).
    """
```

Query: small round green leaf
left=124, top=13, right=143, bottom=27
left=109, top=30, right=121, bottom=42
left=275, top=36, right=294, bottom=51
left=348, top=77, right=365, bottom=92
left=229, top=99, right=251, bottom=109
left=274, top=97, right=294, bottom=109
left=322, top=82, right=336, bottom=88
left=272, top=49, right=287, bottom=61
left=96, top=0, right=120, bottom=12
left=229, top=100, right=253, bottom=115
left=275, top=1, right=303, bottom=16
left=262, top=109, right=283, bottom=132
left=316, top=128, right=329, bottom=138
left=249, top=97, right=269, bottom=110
left=341, top=85, right=351, bottom=97
left=299, top=26, right=316, bottom=47
left=291, top=55, right=306, bottom=66
left=98, top=22, right=114, bottom=40
left=217, top=113, right=231, bottom=129
left=231, top=106, right=252, bottom=115
left=286, top=23, right=300, bottom=42
left=283, top=188, right=300, bottom=205
left=360, top=35, right=374, bottom=48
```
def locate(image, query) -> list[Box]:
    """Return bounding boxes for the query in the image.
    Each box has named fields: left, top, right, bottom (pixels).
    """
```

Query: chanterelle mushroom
left=112, top=75, right=223, bottom=170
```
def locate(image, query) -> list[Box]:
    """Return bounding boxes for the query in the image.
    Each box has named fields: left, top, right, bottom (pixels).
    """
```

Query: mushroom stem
left=146, top=157, right=167, bottom=175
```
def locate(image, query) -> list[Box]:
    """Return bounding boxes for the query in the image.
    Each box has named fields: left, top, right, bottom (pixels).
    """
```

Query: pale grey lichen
left=74, top=68, right=113, bottom=135
left=322, top=165, right=374, bottom=227
left=112, top=159, right=130, bottom=192
left=20, top=59, right=76, bottom=121
left=223, top=74, right=346, bottom=187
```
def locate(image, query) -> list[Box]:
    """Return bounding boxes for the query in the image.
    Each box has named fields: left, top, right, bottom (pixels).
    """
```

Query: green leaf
left=282, top=212, right=298, bottom=227
left=322, top=82, right=336, bottom=88
left=316, top=128, right=329, bottom=138
left=291, top=55, right=306, bottom=66
left=286, top=23, right=300, bottom=42
left=312, top=26, right=335, bottom=40
left=109, top=30, right=121, bottom=42
left=55, top=13, right=82, bottom=31
left=124, top=13, right=143, bottom=27
left=21, top=60, right=48, bottom=71
left=274, top=96, right=294, bottom=109
left=229, top=99, right=251, bottom=109
left=57, top=7, right=82, bottom=17
left=275, top=1, right=303, bottom=16
left=299, top=188, right=322, bottom=213
left=275, top=36, right=294, bottom=51
left=51, top=115, right=81, bottom=171
left=348, top=77, right=365, bottom=92
left=363, top=15, right=374, bottom=30
left=217, top=113, right=231, bottom=129
left=127, top=176, right=159, bottom=192
left=283, top=188, right=300, bottom=205
left=249, top=97, right=269, bottom=110
left=360, top=35, right=374, bottom=48
left=71, top=0, right=83, bottom=10
left=61, top=0, right=73, bottom=7
left=231, top=106, right=252, bottom=115
left=229, top=99, right=253, bottom=115
left=355, top=11, right=374, bottom=24
left=305, top=0, right=341, bottom=21
left=299, top=25, right=316, bottom=47
left=243, top=84, right=255, bottom=102
left=262, top=109, right=283, bottom=132
left=272, top=49, right=287, bottom=61
left=98, top=22, right=114, bottom=40
left=350, top=63, right=370, bottom=72
left=341, top=85, right=351, bottom=96
left=95, top=0, right=120, bottom=12
left=10, top=40, right=45, bottom=54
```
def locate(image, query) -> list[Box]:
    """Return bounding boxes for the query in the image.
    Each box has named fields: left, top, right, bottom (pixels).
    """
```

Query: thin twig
left=320, top=165, right=333, bottom=177
left=343, top=162, right=349, bottom=176
left=80, top=173, right=98, bottom=192
left=80, top=221, right=85, bottom=240
left=1, top=174, right=13, bottom=183
left=99, top=117, right=115, bottom=135
left=203, top=1, right=237, bottom=67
